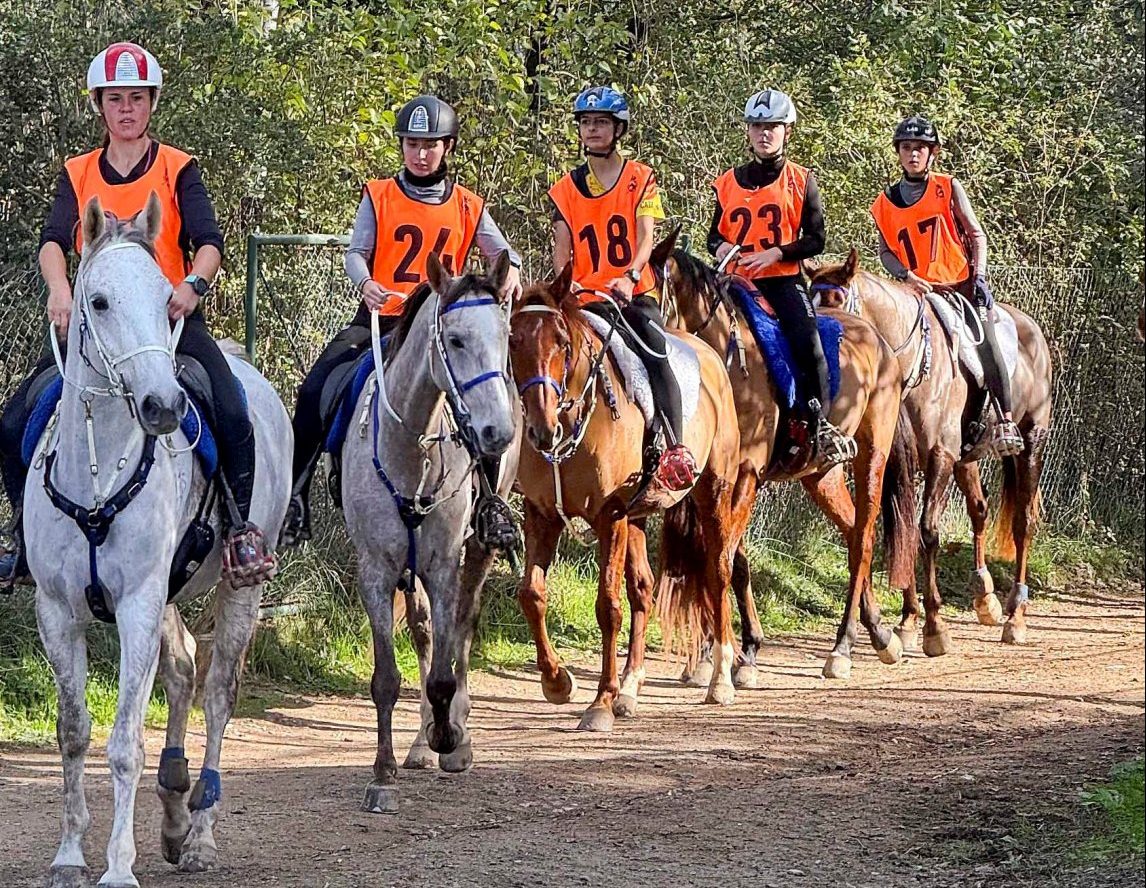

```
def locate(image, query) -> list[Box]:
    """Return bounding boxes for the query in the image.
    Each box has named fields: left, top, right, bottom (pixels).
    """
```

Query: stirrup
left=817, top=421, right=858, bottom=468
left=474, top=494, right=521, bottom=552
left=280, top=494, right=312, bottom=548
left=655, top=444, right=699, bottom=492
left=0, top=528, right=31, bottom=589
left=222, top=523, right=278, bottom=587
left=993, top=420, right=1025, bottom=457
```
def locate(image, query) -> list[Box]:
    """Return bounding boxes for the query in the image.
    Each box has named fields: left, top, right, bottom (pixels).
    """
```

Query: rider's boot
left=473, top=457, right=521, bottom=552
left=221, top=468, right=278, bottom=588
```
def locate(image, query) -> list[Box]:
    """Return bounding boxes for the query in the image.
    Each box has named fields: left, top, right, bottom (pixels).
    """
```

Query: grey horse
left=24, top=195, right=291, bottom=888
left=340, top=251, right=518, bottom=815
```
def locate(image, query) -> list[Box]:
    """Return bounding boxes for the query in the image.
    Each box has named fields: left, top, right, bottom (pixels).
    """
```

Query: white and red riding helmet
left=86, top=42, right=163, bottom=113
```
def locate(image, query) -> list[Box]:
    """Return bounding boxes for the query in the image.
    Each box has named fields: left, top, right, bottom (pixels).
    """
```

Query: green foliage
left=1080, top=758, right=1146, bottom=859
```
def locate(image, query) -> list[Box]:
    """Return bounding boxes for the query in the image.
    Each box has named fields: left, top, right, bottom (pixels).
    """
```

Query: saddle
left=926, top=292, right=1019, bottom=390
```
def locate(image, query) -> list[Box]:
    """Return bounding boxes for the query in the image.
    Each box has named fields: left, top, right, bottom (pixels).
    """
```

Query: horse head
left=74, top=193, right=187, bottom=434
left=423, top=250, right=516, bottom=457
left=804, top=248, right=860, bottom=309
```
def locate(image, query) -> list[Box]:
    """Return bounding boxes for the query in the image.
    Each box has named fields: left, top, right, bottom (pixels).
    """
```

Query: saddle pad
left=21, top=372, right=236, bottom=478
left=325, top=350, right=377, bottom=455
left=728, top=279, right=843, bottom=410
left=580, top=311, right=701, bottom=430
left=926, top=293, right=1019, bottom=388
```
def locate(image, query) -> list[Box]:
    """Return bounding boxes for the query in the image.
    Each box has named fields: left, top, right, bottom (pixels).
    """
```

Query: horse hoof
left=705, top=682, right=736, bottom=706
left=894, top=625, right=919, bottom=652
left=402, top=745, right=438, bottom=770
left=877, top=632, right=904, bottom=665
left=176, top=850, right=217, bottom=875
left=922, top=629, right=952, bottom=658
left=683, top=660, right=714, bottom=688
left=541, top=667, right=577, bottom=705
left=1002, top=620, right=1027, bottom=645
left=361, top=781, right=400, bottom=815
left=439, top=743, right=473, bottom=774
left=161, top=829, right=190, bottom=865
left=822, top=653, right=852, bottom=680
left=577, top=706, right=615, bottom=733
left=612, top=694, right=638, bottom=718
left=47, top=865, right=91, bottom=888
left=974, top=592, right=1004, bottom=626
left=733, top=664, right=759, bottom=689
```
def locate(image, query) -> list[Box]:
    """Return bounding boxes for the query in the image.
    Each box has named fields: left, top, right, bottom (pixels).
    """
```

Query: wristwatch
left=624, top=267, right=641, bottom=284
left=184, top=274, right=210, bottom=297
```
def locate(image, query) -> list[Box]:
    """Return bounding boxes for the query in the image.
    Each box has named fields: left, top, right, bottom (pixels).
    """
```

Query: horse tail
left=882, top=402, right=920, bottom=590
left=655, top=496, right=711, bottom=660
left=990, top=454, right=1038, bottom=560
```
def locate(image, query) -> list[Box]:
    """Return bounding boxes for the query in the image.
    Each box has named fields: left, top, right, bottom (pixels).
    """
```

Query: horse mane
left=384, top=272, right=499, bottom=362
left=670, top=247, right=756, bottom=315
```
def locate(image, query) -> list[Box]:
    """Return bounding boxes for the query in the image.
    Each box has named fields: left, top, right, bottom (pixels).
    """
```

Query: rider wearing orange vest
left=286, top=96, right=523, bottom=549
left=708, top=88, right=854, bottom=465
left=871, top=115, right=1023, bottom=456
left=549, top=86, right=697, bottom=492
left=0, top=42, right=274, bottom=586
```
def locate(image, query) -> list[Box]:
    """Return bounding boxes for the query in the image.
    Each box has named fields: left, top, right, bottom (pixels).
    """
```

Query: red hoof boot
left=655, top=444, right=698, bottom=492
left=222, top=523, right=278, bottom=588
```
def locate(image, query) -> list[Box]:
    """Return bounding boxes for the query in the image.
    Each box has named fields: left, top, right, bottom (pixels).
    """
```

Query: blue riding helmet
left=573, top=86, right=631, bottom=133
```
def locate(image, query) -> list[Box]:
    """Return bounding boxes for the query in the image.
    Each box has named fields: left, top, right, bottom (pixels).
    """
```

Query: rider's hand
left=606, top=275, right=635, bottom=301
left=904, top=271, right=933, bottom=297
left=715, top=242, right=736, bottom=262
left=168, top=282, right=200, bottom=321
left=502, top=264, right=523, bottom=303
left=361, top=280, right=390, bottom=313
left=47, top=283, right=74, bottom=338
left=739, top=246, right=784, bottom=273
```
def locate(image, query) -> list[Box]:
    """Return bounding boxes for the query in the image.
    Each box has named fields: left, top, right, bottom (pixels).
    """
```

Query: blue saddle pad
left=728, top=279, right=843, bottom=410
left=21, top=375, right=241, bottom=478
left=324, top=349, right=377, bottom=455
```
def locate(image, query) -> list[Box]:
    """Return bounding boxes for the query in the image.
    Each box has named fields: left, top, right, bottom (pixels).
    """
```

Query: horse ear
left=649, top=224, right=681, bottom=271
left=552, top=261, right=574, bottom=300
left=131, top=191, right=163, bottom=244
left=487, top=249, right=512, bottom=301
left=426, top=251, right=451, bottom=295
left=82, top=196, right=106, bottom=247
left=843, top=247, right=860, bottom=282
left=801, top=256, right=822, bottom=278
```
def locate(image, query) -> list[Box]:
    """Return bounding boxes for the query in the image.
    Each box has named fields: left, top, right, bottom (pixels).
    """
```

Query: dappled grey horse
left=24, top=195, right=291, bottom=888
left=341, top=252, right=518, bottom=814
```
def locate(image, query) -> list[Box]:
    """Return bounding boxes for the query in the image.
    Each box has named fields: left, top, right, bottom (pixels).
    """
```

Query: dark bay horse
left=510, top=244, right=742, bottom=731
left=663, top=250, right=911, bottom=681
left=808, top=250, right=1053, bottom=648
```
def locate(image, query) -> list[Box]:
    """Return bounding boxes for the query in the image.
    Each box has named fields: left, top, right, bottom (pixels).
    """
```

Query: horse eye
left=448, top=335, right=465, bottom=350
left=90, top=295, right=110, bottom=311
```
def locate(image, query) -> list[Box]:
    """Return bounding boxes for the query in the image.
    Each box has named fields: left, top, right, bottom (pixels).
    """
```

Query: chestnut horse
left=662, top=250, right=911, bottom=681
left=510, top=242, right=741, bottom=731
left=808, top=250, right=1053, bottom=647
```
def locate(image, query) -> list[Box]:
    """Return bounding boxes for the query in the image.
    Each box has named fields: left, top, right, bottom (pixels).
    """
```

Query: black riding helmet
left=893, top=115, right=941, bottom=147
left=395, top=95, right=459, bottom=142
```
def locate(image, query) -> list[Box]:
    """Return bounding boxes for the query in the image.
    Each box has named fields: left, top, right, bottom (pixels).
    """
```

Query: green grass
left=1078, top=758, right=1146, bottom=860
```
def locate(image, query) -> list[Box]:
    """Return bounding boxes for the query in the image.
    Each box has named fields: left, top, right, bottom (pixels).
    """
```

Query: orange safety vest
left=65, top=143, right=193, bottom=287
left=712, top=161, right=809, bottom=279
left=870, top=173, right=970, bottom=285
left=364, top=177, right=485, bottom=316
left=548, top=160, right=658, bottom=302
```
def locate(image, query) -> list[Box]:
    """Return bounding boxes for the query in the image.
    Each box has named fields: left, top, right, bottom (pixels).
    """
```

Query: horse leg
left=102, top=595, right=165, bottom=887
left=919, top=449, right=956, bottom=657
left=155, top=606, right=196, bottom=865
left=579, top=512, right=628, bottom=732
left=176, top=581, right=259, bottom=874
left=730, top=468, right=763, bottom=689
left=401, top=581, right=437, bottom=770
left=695, top=472, right=737, bottom=705
left=1002, top=427, right=1047, bottom=645
left=38, top=594, right=93, bottom=888
left=616, top=518, right=653, bottom=718
left=360, top=562, right=402, bottom=814
left=517, top=502, right=575, bottom=704
left=955, top=460, right=1002, bottom=626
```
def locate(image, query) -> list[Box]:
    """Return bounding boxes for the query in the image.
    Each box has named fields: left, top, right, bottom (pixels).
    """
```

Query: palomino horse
left=24, top=196, right=291, bottom=887
left=662, top=250, right=911, bottom=681
left=808, top=250, right=1053, bottom=647
left=510, top=241, right=742, bottom=731
left=341, top=252, right=518, bottom=814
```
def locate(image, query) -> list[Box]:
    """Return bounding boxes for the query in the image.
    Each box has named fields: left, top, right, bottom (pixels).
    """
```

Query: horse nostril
left=173, top=390, right=188, bottom=418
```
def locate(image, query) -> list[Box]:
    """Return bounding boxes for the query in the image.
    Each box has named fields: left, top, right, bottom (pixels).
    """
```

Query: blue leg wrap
left=157, top=746, right=190, bottom=793
left=188, top=768, right=222, bottom=812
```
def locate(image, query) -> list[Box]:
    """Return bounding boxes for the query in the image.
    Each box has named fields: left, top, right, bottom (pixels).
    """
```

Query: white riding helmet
left=86, top=42, right=163, bottom=113
left=744, top=89, right=797, bottom=125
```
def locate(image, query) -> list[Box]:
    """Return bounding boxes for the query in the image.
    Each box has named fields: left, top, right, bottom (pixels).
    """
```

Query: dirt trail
left=2, top=588, right=1143, bottom=888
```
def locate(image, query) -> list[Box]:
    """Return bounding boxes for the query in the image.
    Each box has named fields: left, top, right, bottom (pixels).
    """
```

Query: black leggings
left=584, top=296, right=684, bottom=445
left=754, top=276, right=831, bottom=417
left=0, top=310, right=256, bottom=524
left=290, top=303, right=396, bottom=491
left=957, top=280, right=1013, bottom=415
